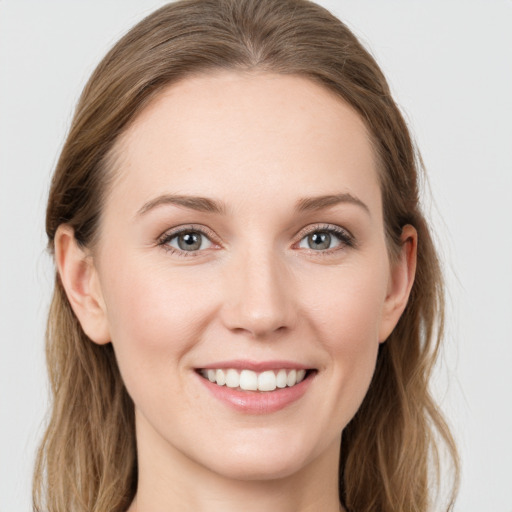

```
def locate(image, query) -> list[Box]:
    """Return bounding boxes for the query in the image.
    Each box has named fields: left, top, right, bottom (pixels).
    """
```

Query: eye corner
left=294, top=223, right=356, bottom=253
left=156, top=224, right=221, bottom=257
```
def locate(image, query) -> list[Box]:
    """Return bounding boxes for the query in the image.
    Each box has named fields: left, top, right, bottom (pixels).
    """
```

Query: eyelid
left=293, top=223, right=356, bottom=250
left=157, top=224, right=221, bottom=253
left=156, top=222, right=355, bottom=256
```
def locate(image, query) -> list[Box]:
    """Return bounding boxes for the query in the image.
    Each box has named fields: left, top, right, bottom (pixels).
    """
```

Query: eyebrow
left=137, top=194, right=227, bottom=217
left=136, top=192, right=370, bottom=217
left=295, top=193, right=370, bottom=215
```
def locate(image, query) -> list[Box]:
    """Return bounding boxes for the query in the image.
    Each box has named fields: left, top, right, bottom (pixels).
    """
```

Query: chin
left=189, top=428, right=333, bottom=482
left=208, top=452, right=311, bottom=482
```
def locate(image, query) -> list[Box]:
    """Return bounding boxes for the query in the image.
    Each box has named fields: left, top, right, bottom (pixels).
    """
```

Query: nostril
left=219, top=260, right=297, bottom=337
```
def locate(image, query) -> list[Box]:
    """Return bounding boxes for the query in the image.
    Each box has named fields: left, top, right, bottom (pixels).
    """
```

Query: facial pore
left=87, top=71, right=408, bottom=485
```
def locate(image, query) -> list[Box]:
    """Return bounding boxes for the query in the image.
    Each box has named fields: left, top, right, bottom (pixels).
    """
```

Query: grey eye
left=169, top=231, right=212, bottom=251
left=299, top=231, right=342, bottom=251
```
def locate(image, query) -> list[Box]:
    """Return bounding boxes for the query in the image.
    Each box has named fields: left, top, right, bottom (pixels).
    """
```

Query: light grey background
left=1, top=1, right=511, bottom=510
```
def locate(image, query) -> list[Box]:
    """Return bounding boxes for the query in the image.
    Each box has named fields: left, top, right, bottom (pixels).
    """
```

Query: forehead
left=108, top=71, right=381, bottom=217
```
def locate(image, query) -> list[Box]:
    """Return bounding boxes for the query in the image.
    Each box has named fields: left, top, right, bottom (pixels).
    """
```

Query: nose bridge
left=221, top=241, right=295, bottom=338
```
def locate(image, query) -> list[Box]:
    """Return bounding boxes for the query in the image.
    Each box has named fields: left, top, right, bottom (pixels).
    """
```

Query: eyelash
left=157, top=224, right=219, bottom=257
left=295, top=224, right=355, bottom=254
left=157, top=223, right=355, bottom=257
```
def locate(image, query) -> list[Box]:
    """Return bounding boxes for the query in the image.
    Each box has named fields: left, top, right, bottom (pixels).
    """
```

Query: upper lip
left=196, top=360, right=312, bottom=371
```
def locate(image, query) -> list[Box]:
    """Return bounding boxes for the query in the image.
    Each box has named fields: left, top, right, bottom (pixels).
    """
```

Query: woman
left=33, top=0, right=459, bottom=510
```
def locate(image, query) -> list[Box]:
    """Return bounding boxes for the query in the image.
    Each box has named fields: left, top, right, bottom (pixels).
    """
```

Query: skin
left=56, top=71, right=417, bottom=512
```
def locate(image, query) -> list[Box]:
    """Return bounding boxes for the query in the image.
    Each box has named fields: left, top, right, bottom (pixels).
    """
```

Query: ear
left=378, top=224, right=417, bottom=342
left=54, top=225, right=111, bottom=345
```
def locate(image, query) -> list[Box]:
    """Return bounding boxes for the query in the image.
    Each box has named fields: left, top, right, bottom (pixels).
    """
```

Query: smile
left=198, top=368, right=308, bottom=392
left=195, top=363, right=316, bottom=414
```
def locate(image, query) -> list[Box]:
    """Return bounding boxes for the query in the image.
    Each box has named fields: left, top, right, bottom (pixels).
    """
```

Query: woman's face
left=83, top=72, right=412, bottom=481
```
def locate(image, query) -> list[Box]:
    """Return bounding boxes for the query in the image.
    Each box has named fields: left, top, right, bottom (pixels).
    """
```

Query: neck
left=128, top=414, right=344, bottom=512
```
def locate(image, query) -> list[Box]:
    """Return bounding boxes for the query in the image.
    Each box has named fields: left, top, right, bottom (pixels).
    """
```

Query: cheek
left=307, top=259, right=388, bottom=346
left=303, top=261, right=388, bottom=419
left=99, top=256, right=215, bottom=392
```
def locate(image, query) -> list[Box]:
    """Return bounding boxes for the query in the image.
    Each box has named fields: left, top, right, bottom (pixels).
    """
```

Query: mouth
left=195, top=362, right=317, bottom=414
left=196, top=367, right=316, bottom=392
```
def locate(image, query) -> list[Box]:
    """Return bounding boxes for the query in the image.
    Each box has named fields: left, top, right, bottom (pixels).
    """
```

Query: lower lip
left=195, top=372, right=314, bottom=414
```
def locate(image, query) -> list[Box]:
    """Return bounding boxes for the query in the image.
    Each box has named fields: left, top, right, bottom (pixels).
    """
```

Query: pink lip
left=194, top=365, right=315, bottom=415
left=198, top=360, right=310, bottom=371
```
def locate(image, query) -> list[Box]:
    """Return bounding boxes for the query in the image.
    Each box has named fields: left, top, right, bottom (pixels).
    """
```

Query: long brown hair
left=34, top=1, right=459, bottom=511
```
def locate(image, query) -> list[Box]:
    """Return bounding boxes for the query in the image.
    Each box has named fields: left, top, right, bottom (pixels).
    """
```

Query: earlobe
left=54, top=225, right=111, bottom=345
left=378, top=225, right=417, bottom=342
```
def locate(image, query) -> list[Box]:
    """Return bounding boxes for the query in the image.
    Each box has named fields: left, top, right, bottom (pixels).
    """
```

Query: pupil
left=178, top=232, right=201, bottom=250
left=309, top=232, right=330, bottom=250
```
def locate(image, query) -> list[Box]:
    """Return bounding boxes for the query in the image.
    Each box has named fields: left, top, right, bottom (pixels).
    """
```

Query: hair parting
left=35, top=1, right=459, bottom=511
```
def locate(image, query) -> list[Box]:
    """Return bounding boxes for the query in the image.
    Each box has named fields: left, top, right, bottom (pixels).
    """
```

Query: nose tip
left=230, top=306, right=288, bottom=338
left=220, top=252, right=295, bottom=339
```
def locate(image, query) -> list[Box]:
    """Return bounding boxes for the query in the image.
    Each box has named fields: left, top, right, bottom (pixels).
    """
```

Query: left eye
left=166, top=231, right=213, bottom=252
left=298, top=230, right=344, bottom=251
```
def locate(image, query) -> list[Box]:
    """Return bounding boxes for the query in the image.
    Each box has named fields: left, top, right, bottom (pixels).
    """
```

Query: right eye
left=158, top=227, right=215, bottom=255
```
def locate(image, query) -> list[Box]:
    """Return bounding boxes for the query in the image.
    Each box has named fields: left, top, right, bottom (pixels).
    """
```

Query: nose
left=220, top=247, right=297, bottom=339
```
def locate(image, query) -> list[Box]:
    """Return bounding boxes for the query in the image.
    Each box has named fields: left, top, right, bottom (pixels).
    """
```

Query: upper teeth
left=201, top=368, right=307, bottom=392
